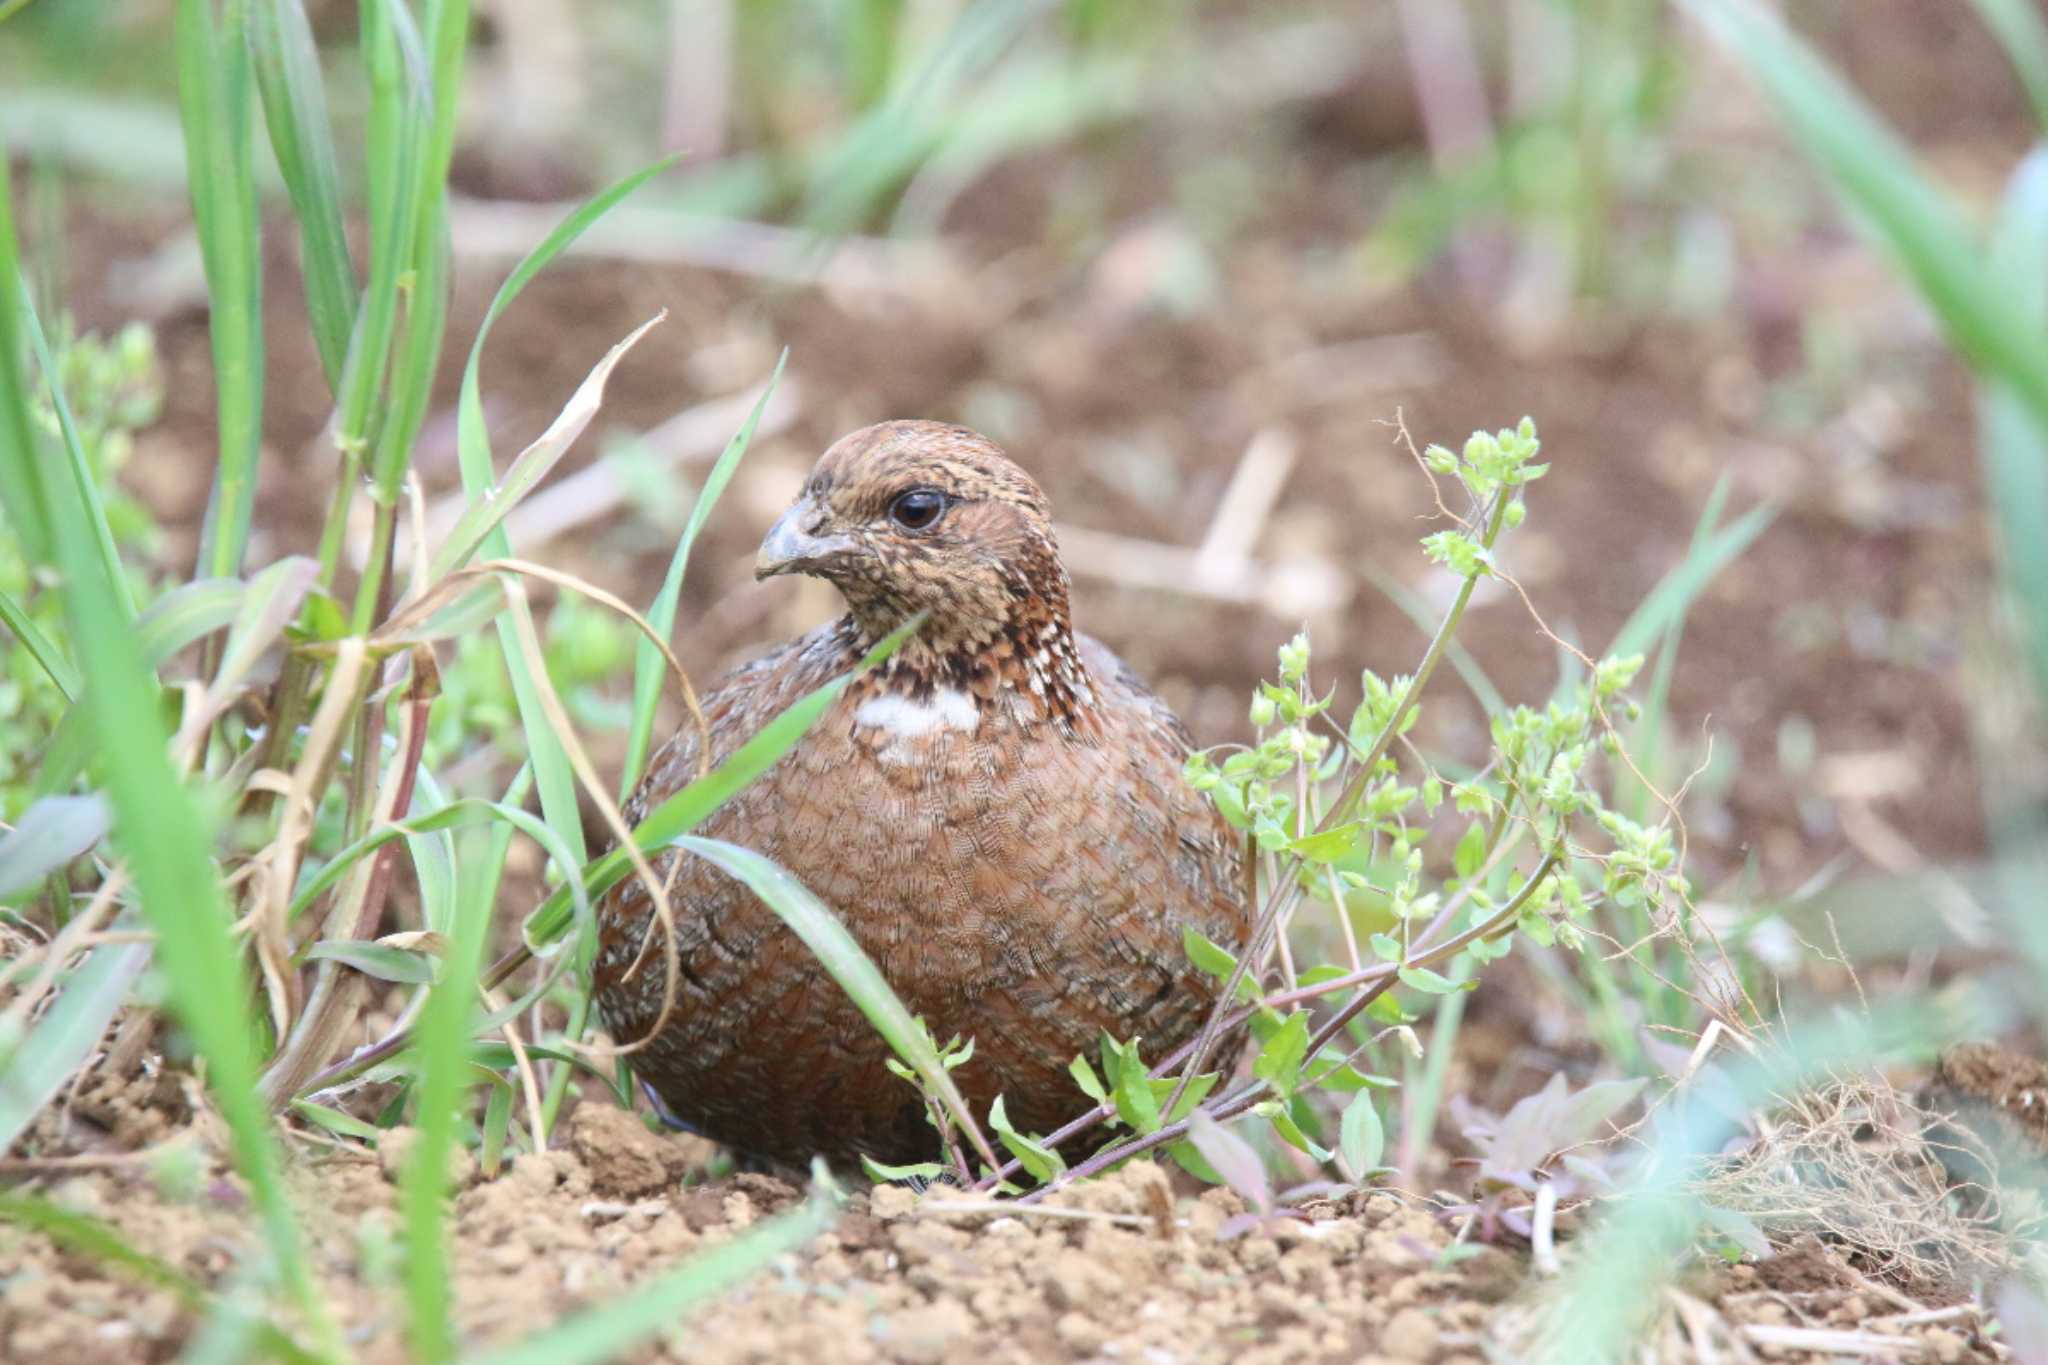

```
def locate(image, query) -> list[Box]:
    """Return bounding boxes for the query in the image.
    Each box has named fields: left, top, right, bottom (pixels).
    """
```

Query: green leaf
left=479, top=1079, right=514, bottom=1179
left=1101, top=1034, right=1163, bottom=1134
left=176, top=0, right=264, bottom=580
left=1161, top=1069, right=1220, bottom=1123
left=620, top=350, right=789, bottom=797
left=1397, top=965, right=1465, bottom=995
left=1069, top=1054, right=1107, bottom=1103
left=292, top=1098, right=385, bottom=1143
left=989, top=1095, right=1065, bottom=1182
left=248, top=0, right=357, bottom=388
left=0, top=794, right=109, bottom=899
left=19, top=277, right=133, bottom=621
left=1339, top=1093, right=1386, bottom=1177
left=137, top=578, right=246, bottom=667
left=862, top=1156, right=948, bottom=1184
left=1267, top=1103, right=1331, bottom=1163
left=1681, top=0, right=2048, bottom=438
left=1166, top=1139, right=1223, bottom=1185
left=1182, top=926, right=1238, bottom=977
left=1251, top=1010, right=1310, bottom=1099
left=302, top=940, right=438, bottom=984
left=1451, top=820, right=1488, bottom=881
left=1290, top=822, right=1363, bottom=864
left=0, top=586, right=77, bottom=700
left=1182, top=926, right=1259, bottom=1002
left=209, top=556, right=318, bottom=705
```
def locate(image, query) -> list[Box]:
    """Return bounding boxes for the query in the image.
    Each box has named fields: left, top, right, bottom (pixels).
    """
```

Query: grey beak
left=756, top=497, right=858, bottom=580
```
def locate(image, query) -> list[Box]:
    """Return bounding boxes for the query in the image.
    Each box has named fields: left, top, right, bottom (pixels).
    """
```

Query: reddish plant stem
left=990, top=846, right=1562, bottom=1197
left=346, top=675, right=435, bottom=944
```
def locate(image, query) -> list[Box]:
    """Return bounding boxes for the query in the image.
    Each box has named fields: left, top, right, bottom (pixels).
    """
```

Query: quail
left=593, top=420, right=1248, bottom=1170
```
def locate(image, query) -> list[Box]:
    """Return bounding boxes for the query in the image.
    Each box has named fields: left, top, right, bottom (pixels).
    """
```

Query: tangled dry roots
left=1693, top=1076, right=2030, bottom=1291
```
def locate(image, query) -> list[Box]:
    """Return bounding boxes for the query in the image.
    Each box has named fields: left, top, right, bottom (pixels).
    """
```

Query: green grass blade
left=247, top=0, right=358, bottom=389
left=678, top=834, right=993, bottom=1161
left=136, top=578, right=248, bottom=666
left=449, top=157, right=679, bottom=873
left=1618, top=474, right=1734, bottom=816
left=0, top=182, right=336, bottom=1355
left=474, top=1195, right=835, bottom=1365
left=1969, top=0, right=2048, bottom=131
left=620, top=350, right=788, bottom=797
left=320, top=0, right=431, bottom=603
left=176, top=0, right=265, bottom=581
left=1604, top=499, right=1773, bottom=659
left=285, top=797, right=587, bottom=931
left=798, top=0, right=1038, bottom=237
left=369, top=0, right=465, bottom=505
left=1682, top=0, right=2048, bottom=437
left=0, top=942, right=149, bottom=1153
left=1981, top=147, right=2048, bottom=706
left=0, top=585, right=78, bottom=700
left=523, top=614, right=923, bottom=950
left=400, top=820, right=495, bottom=1362
left=417, top=0, right=468, bottom=215
left=18, top=278, right=132, bottom=620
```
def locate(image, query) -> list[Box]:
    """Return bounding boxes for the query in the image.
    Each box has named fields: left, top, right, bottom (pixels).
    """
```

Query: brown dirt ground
left=0, top=1069, right=2017, bottom=1364
left=9, top=1, right=2045, bottom=1360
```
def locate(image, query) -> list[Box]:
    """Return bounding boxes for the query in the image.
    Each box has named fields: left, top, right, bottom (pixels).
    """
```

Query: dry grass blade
left=378, top=555, right=710, bottom=780
left=403, top=379, right=804, bottom=566
left=493, top=573, right=685, bottom=1059
left=425, top=311, right=666, bottom=585
left=1690, top=1078, right=2020, bottom=1289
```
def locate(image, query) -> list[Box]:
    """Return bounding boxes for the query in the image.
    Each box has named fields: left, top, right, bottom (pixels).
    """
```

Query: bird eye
left=888, top=488, right=947, bottom=532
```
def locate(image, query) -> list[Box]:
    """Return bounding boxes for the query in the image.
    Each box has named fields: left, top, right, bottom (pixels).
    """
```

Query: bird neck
left=838, top=586, right=1099, bottom=729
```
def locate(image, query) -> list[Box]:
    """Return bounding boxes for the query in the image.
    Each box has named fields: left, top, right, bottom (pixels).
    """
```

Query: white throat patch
left=852, top=689, right=981, bottom=742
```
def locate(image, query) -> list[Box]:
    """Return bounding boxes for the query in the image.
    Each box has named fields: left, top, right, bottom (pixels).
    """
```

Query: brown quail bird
left=592, top=420, right=1248, bottom=1170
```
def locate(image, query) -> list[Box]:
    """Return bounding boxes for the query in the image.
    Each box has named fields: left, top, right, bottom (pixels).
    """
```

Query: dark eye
left=888, top=488, right=947, bottom=532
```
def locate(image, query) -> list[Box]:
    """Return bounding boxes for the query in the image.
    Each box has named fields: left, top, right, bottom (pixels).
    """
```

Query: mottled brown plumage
left=593, top=421, right=1247, bottom=1170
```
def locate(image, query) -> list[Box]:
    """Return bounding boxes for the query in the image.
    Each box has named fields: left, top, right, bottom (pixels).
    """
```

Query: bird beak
left=756, top=497, right=857, bottom=580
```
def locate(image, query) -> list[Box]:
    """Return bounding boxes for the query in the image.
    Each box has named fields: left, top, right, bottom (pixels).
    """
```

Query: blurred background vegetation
left=4, top=0, right=2026, bottom=947
left=4, top=0, right=2048, bottom=1357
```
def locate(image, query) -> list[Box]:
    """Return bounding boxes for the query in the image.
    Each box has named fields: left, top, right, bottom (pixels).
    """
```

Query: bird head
left=757, top=420, right=1093, bottom=714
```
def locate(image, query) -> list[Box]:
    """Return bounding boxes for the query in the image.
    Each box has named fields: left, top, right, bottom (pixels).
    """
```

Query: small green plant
left=0, top=320, right=162, bottom=821
left=823, top=418, right=1732, bottom=1211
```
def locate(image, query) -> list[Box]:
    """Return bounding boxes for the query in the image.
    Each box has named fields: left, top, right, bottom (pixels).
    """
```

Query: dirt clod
left=569, top=1102, right=684, bottom=1199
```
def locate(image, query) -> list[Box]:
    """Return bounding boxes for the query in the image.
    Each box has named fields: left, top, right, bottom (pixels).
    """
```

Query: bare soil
left=0, top=1074, right=2013, bottom=1364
